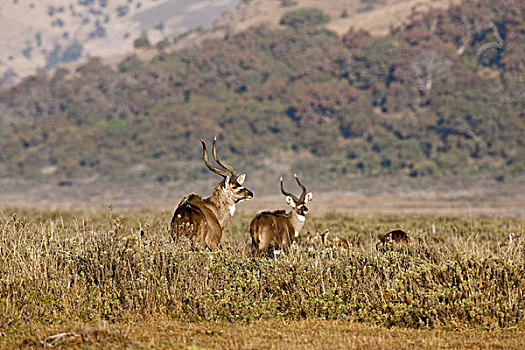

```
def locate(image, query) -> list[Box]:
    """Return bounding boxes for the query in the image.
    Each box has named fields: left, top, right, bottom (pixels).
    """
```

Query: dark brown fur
left=376, top=229, right=410, bottom=249
left=250, top=210, right=296, bottom=257
left=170, top=194, right=222, bottom=251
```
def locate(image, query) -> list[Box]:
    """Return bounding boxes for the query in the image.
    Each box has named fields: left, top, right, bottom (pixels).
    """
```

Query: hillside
left=0, top=0, right=241, bottom=85
left=0, top=0, right=524, bottom=201
left=1, top=0, right=457, bottom=85
left=204, top=0, right=458, bottom=37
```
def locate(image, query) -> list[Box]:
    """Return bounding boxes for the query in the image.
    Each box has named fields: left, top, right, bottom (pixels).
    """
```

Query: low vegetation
left=279, top=8, right=330, bottom=29
left=1, top=208, right=523, bottom=346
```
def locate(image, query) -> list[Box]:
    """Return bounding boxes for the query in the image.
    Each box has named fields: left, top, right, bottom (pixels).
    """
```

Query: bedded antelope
left=170, top=138, right=253, bottom=251
left=318, top=229, right=350, bottom=250
left=376, top=229, right=410, bottom=250
left=306, top=231, right=323, bottom=251
left=250, top=174, right=313, bottom=257
left=500, top=232, right=518, bottom=248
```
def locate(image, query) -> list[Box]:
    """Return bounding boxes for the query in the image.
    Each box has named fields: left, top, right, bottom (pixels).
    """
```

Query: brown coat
left=250, top=210, right=300, bottom=257
left=376, top=229, right=410, bottom=250
left=171, top=193, right=223, bottom=251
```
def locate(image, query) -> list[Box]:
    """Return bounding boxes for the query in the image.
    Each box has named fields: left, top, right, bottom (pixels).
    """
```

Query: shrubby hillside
left=0, top=0, right=523, bottom=189
left=0, top=0, right=241, bottom=85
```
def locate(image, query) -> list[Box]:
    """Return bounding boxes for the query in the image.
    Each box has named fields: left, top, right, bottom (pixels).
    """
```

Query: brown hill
left=1, top=0, right=457, bottom=85
left=0, top=0, right=241, bottom=85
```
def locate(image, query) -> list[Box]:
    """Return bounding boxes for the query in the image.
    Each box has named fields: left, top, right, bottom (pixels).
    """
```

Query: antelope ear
left=237, top=173, right=246, bottom=185
left=304, top=192, right=313, bottom=203
left=285, top=196, right=296, bottom=207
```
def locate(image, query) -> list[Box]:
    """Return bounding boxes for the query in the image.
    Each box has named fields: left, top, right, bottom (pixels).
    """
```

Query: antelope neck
left=207, top=186, right=236, bottom=228
left=289, top=210, right=306, bottom=233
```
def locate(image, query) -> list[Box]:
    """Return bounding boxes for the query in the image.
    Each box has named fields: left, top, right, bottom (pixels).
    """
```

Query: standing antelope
left=250, top=174, right=313, bottom=257
left=376, top=229, right=410, bottom=250
left=170, top=138, right=253, bottom=251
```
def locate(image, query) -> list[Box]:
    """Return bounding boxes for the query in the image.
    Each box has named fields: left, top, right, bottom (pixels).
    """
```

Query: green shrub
left=133, top=35, right=151, bottom=49
left=280, top=8, right=330, bottom=29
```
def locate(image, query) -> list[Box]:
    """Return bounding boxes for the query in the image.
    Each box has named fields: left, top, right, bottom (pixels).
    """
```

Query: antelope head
left=201, top=138, right=254, bottom=205
left=281, top=173, right=313, bottom=220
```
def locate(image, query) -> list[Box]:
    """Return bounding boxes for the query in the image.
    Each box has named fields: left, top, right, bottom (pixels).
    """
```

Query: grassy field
left=0, top=208, right=523, bottom=348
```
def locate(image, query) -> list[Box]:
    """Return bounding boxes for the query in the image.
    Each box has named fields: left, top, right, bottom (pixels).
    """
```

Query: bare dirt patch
left=1, top=176, right=523, bottom=216
left=6, top=320, right=524, bottom=349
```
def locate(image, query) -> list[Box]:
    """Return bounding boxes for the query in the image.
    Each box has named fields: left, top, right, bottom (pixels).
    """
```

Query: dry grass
left=0, top=208, right=523, bottom=348
left=213, top=0, right=458, bottom=37
left=6, top=319, right=525, bottom=349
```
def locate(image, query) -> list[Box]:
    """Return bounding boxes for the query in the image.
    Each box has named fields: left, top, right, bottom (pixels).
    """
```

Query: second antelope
left=250, top=174, right=313, bottom=257
left=170, top=138, right=253, bottom=251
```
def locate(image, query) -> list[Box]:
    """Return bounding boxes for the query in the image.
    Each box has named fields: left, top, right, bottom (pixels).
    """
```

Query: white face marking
left=258, top=234, right=262, bottom=242
left=297, top=215, right=305, bottom=222
left=236, top=196, right=251, bottom=204
left=229, top=204, right=236, bottom=216
left=294, top=231, right=299, bottom=238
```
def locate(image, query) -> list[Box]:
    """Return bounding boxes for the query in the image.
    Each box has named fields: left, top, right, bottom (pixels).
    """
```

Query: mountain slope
left=0, top=0, right=241, bottom=85
left=1, top=0, right=458, bottom=85
left=0, top=0, right=523, bottom=194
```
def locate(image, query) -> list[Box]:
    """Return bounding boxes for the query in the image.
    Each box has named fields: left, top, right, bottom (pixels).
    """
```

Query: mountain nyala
left=376, top=229, right=410, bottom=250
left=250, top=174, right=313, bottom=257
left=170, top=138, right=253, bottom=251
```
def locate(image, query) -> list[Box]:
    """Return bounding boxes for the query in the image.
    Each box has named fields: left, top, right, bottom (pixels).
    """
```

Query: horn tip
left=214, top=136, right=217, bottom=141
left=280, top=176, right=283, bottom=181
left=293, top=173, right=298, bottom=178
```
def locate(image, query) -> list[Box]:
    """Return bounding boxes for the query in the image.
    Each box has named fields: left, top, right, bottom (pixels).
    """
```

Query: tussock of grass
left=0, top=209, right=523, bottom=334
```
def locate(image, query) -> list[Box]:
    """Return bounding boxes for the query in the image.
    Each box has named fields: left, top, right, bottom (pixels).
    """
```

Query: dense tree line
left=0, top=0, right=523, bottom=186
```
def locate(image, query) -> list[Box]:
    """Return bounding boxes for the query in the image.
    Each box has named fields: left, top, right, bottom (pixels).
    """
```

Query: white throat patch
left=297, top=215, right=305, bottom=222
left=229, top=204, right=236, bottom=216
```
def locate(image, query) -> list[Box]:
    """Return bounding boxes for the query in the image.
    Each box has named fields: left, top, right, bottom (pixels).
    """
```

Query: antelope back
left=390, top=230, right=410, bottom=243
left=170, top=194, right=222, bottom=251
left=377, top=230, right=410, bottom=249
left=250, top=210, right=294, bottom=258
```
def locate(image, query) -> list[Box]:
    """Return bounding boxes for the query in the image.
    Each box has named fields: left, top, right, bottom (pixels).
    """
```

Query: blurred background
left=0, top=0, right=523, bottom=214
